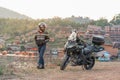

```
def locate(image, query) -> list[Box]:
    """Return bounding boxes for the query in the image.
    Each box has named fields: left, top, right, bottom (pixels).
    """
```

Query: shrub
left=0, top=66, right=4, bottom=75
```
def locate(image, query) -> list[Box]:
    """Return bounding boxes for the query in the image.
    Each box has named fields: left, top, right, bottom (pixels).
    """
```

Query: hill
left=0, top=7, right=30, bottom=19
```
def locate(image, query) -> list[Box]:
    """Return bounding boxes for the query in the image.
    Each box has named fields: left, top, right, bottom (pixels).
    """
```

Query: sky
left=0, top=0, right=120, bottom=20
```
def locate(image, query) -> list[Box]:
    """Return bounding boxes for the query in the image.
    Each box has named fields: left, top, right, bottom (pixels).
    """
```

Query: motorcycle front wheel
left=60, top=53, right=70, bottom=70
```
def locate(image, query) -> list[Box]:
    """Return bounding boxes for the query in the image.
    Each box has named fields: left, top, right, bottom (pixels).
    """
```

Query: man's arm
left=45, top=32, right=50, bottom=43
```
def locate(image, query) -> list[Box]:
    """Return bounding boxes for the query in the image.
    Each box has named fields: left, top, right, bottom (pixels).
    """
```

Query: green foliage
left=0, top=14, right=120, bottom=46
left=0, top=19, right=37, bottom=36
left=20, top=45, right=25, bottom=51
left=0, top=17, right=91, bottom=38
left=95, top=18, right=109, bottom=27
left=40, top=16, right=92, bottom=28
left=110, top=14, right=120, bottom=25
left=0, top=66, right=4, bottom=75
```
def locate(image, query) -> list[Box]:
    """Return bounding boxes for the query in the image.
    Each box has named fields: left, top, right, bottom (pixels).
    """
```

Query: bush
left=0, top=66, right=4, bottom=75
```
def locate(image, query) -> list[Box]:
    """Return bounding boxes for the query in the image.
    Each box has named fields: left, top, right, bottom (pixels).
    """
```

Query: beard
left=40, top=29, right=45, bottom=32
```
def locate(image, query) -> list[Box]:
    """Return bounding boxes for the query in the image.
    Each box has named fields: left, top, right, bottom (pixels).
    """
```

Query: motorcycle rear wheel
left=84, top=56, right=95, bottom=70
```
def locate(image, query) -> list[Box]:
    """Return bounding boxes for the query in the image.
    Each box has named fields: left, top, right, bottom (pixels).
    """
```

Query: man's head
left=38, top=22, right=47, bottom=32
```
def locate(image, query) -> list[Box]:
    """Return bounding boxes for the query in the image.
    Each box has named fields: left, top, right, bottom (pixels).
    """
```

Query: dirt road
left=0, top=56, right=120, bottom=80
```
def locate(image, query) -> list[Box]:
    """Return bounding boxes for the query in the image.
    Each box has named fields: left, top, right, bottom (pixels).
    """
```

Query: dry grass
left=0, top=55, right=120, bottom=80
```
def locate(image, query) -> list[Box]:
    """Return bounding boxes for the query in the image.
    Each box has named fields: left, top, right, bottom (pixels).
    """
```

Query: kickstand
left=81, top=65, right=85, bottom=70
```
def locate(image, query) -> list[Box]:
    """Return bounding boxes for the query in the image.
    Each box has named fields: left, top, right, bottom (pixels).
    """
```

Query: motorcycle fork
left=80, top=49, right=88, bottom=65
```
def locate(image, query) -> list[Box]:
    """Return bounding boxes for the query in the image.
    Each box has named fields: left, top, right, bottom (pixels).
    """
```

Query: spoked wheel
left=60, top=54, right=70, bottom=70
left=84, top=56, right=95, bottom=70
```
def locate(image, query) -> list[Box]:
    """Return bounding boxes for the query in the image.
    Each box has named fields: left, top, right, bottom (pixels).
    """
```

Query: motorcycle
left=60, top=35, right=105, bottom=70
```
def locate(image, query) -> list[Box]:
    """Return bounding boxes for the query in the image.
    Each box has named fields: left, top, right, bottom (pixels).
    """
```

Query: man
left=35, top=22, right=49, bottom=69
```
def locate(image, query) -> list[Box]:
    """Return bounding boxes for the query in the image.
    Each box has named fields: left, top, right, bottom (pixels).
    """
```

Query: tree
left=110, top=14, right=120, bottom=25
left=95, top=18, right=109, bottom=27
left=20, top=45, right=25, bottom=51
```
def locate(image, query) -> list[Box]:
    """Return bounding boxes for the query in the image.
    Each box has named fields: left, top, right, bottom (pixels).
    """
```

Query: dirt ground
left=0, top=56, right=120, bottom=80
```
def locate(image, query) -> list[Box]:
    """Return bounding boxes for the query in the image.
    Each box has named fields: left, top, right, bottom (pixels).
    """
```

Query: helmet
left=38, top=22, right=47, bottom=28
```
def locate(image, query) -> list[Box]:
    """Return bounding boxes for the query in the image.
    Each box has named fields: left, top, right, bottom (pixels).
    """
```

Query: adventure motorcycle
left=60, top=35, right=105, bottom=70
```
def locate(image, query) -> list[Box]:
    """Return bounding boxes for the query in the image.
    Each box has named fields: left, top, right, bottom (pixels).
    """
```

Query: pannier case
left=92, top=35, right=105, bottom=45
